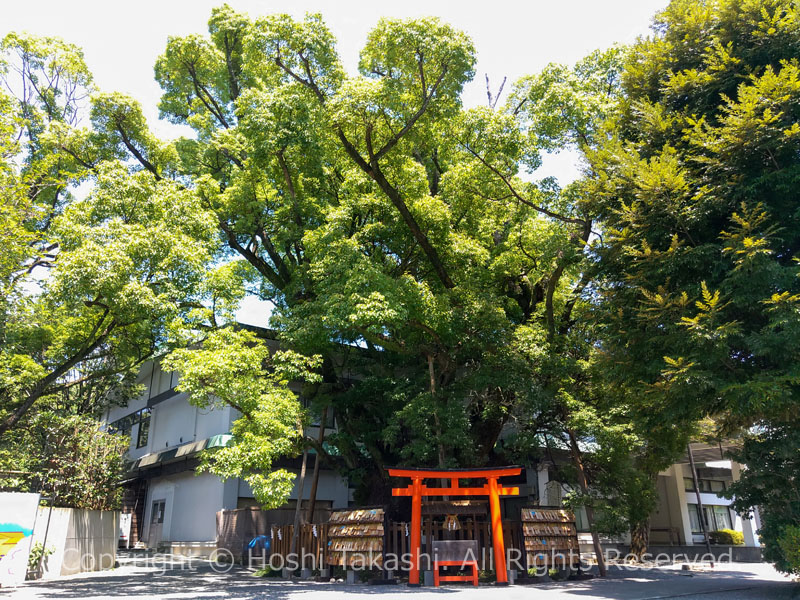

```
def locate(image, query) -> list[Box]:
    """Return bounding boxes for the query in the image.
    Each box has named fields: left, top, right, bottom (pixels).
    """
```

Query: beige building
left=649, top=442, right=760, bottom=548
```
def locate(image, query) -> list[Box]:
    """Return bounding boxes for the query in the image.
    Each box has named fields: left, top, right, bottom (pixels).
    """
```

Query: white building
left=649, top=444, right=761, bottom=549
left=106, top=355, right=350, bottom=555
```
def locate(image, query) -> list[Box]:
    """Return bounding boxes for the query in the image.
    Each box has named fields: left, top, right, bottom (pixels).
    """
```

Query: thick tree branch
left=0, top=308, right=114, bottom=437
left=372, top=65, right=448, bottom=162
left=463, top=142, right=587, bottom=226
left=368, top=164, right=455, bottom=289
left=115, top=122, right=161, bottom=180
left=276, top=149, right=303, bottom=227
left=218, top=219, right=286, bottom=290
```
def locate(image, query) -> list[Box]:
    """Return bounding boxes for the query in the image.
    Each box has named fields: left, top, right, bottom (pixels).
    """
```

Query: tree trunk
left=306, top=406, right=328, bottom=524
left=427, top=354, right=447, bottom=469
left=629, top=519, right=649, bottom=561
left=289, top=447, right=308, bottom=571
left=567, top=429, right=607, bottom=577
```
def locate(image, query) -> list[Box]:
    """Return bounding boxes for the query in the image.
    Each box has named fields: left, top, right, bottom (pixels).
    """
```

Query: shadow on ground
left=2, top=559, right=797, bottom=600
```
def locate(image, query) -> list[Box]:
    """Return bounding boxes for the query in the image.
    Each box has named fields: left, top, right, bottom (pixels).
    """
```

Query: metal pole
left=687, top=444, right=714, bottom=567
left=37, top=497, right=54, bottom=576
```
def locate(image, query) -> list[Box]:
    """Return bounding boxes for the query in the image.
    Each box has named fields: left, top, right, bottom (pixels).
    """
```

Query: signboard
left=0, top=492, right=40, bottom=587
left=521, top=507, right=580, bottom=568
left=118, top=513, right=132, bottom=548
left=326, top=508, right=385, bottom=567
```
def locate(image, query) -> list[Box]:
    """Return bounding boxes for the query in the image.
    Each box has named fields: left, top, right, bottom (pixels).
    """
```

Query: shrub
left=26, top=542, right=55, bottom=580
left=253, top=566, right=282, bottom=577
left=709, top=529, right=744, bottom=546
left=776, top=526, right=800, bottom=576
left=0, top=413, right=127, bottom=510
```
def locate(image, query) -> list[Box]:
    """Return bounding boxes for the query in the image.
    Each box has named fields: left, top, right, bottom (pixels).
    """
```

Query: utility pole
left=306, top=406, right=328, bottom=524
left=687, top=443, right=714, bottom=567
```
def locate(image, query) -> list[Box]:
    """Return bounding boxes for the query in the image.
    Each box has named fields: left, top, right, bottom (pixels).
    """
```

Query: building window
left=684, top=477, right=726, bottom=493
left=151, top=500, right=165, bottom=524
left=300, top=398, right=335, bottom=428
left=688, top=504, right=733, bottom=533
left=136, top=409, right=150, bottom=448
left=109, top=408, right=151, bottom=449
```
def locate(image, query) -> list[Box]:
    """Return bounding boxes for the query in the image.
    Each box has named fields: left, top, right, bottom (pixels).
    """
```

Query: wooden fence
left=257, top=519, right=525, bottom=571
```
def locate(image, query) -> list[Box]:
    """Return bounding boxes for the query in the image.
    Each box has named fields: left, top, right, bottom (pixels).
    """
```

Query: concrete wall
left=149, top=393, right=194, bottom=450
left=139, top=466, right=350, bottom=547
left=108, top=387, right=235, bottom=459
left=143, top=471, right=237, bottom=544
left=31, top=508, right=118, bottom=579
left=603, top=543, right=763, bottom=563
left=237, top=468, right=350, bottom=509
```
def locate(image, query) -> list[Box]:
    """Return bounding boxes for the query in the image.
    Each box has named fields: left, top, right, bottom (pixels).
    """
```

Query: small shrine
left=386, top=465, right=522, bottom=585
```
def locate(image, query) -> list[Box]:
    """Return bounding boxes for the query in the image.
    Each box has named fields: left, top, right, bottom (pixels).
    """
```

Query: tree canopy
left=2, top=0, right=799, bottom=574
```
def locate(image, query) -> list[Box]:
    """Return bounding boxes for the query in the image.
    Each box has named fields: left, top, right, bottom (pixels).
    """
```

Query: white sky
left=4, top=0, right=669, bottom=326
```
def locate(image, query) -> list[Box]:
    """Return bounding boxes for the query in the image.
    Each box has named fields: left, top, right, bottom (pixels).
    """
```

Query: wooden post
left=409, top=477, right=422, bottom=586
left=488, top=477, right=509, bottom=585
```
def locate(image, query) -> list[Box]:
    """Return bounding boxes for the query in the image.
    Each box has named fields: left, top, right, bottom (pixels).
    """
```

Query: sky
left=4, top=0, right=670, bottom=326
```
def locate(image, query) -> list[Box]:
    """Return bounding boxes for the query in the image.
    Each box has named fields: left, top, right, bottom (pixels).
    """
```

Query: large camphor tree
left=150, top=5, right=606, bottom=498
left=150, top=8, right=684, bottom=571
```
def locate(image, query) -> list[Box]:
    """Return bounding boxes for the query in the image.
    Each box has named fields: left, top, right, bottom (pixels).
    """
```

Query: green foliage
left=164, top=327, right=320, bottom=508
left=0, top=412, right=127, bottom=510
left=0, top=32, right=219, bottom=439
left=709, top=528, right=744, bottom=545
left=592, top=0, right=800, bottom=571
left=27, top=542, right=55, bottom=575
left=509, top=46, right=626, bottom=156
left=725, top=421, right=800, bottom=573
left=776, top=525, right=800, bottom=575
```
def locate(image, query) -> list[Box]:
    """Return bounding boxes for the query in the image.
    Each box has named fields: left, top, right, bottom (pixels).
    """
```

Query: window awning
left=127, top=435, right=232, bottom=472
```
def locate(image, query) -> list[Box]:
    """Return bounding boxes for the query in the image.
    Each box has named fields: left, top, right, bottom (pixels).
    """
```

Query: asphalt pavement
left=1, top=555, right=797, bottom=600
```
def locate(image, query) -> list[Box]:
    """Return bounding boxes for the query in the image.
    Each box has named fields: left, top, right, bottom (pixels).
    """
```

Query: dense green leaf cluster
left=592, top=0, right=800, bottom=570
left=0, top=32, right=218, bottom=501
left=148, top=6, right=624, bottom=507
left=0, top=412, right=127, bottom=510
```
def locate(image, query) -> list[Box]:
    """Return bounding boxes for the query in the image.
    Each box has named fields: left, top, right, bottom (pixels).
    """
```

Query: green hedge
left=709, top=529, right=744, bottom=546
left=777, top=525, right=800, bottom=575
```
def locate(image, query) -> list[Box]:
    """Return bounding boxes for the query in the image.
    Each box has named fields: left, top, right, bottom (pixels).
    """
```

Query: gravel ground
left=1, top=555, right=797, bottom=600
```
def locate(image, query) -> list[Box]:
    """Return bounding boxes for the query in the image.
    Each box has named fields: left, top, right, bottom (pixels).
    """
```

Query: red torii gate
left=387, top=466, right=521, bottom=586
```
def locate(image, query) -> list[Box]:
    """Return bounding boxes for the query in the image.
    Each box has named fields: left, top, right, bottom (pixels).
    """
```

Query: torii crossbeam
left=387, top=466, right=521, bottom=585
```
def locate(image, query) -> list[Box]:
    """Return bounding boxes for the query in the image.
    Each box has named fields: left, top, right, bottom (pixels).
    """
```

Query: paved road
left=2, top=558, right=797, bottom=599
